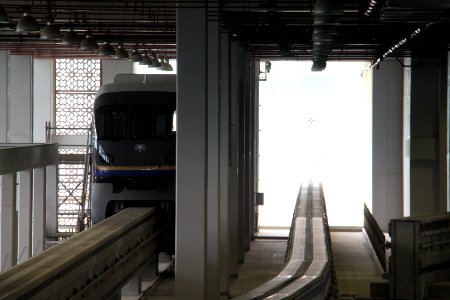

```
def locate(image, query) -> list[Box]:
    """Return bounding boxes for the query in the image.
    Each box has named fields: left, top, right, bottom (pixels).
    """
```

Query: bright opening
left=258, top=61, right=372, bottom=228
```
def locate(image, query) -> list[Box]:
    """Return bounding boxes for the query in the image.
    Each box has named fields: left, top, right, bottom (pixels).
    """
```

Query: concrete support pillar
left=0, top=173, right=18, bottom=271
left=176, top=4, right=227, bottom=299
left=251, top=59, right=260, bottom=237
left=206, top=11, right=221, bottom=300
left=229, top=41, right=240, bottom=276
left=243, top=51, right=251, bottom=251
left=407, top=51, right=448, bottom=215
left=33, top=167, right=46, bottom=255
left=45, top=165, right=58, bottom=238
left=237, top=45, right=246, bottom=262
left=372, top=59, right=404, bottom=231
left=18, top=170, right=33, bottom=263
left=219, top=32, right=231, bottom=297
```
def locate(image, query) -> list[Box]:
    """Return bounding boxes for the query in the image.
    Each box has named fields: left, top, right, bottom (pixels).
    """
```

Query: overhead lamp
left=165, top=58, right=173, bottom=71
left=159, top=58, right=169, bottom=71
left=98, top=42, right=115, bottom=56
left=61, top=28, right=80, bottom=45
left=16, top=11, right=39, bottom=32
left=80, top=32, right=98, bottom=51
left=128, top=48, right=142, bottom=62
left=40, top=18, right=61, bottom=40
left=0, top=5, right=9, bottom=24
left=140, top=51, right=152, bottom=65
left=114, top=44, right=129, bottom=59
left=150, top=53, right=161, bottom=68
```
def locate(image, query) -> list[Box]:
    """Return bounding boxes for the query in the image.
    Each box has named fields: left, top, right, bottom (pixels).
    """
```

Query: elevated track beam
left=0, top=207, right=158, bottom=299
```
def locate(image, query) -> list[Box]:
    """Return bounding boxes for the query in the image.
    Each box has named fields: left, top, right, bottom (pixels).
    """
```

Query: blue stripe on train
left=95, top=169, right=175, bottom=177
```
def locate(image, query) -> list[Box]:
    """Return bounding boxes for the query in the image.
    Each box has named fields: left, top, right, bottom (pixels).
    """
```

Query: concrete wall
left=372, top=59, right=404, bottom=231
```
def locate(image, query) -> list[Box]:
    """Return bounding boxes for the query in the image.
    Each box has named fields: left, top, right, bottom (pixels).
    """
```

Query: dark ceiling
left=0, top=0, right=449, bottom=66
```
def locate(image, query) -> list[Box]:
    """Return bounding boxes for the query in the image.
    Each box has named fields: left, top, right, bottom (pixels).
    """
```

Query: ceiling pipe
left=311, top=0, right=343, bottom=71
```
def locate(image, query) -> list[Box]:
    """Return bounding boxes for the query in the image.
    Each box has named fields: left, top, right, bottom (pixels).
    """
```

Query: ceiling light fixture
left=129, top=48, right=143, bottom=62
left=0, top=5, right=9, bottom=24
left=114, top=43, right=129, bottom=59
left=98, top=42, right=115, bottom=56
left=150, top=53, right=161, bottom=68
left=159, top=58, right=169, bottom=71
left=16, top=11, right=39, bottom=32
left=80, top=32, right=98, bottom=51
left=61, top=28, right=80, bottom=45
left=140, top=50, right=152, bottom=65
left=165, top=58, right=173, bottom=71
left=40, top=17, right=61, bottom=40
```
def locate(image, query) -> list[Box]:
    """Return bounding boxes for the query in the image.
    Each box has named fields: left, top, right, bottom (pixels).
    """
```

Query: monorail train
left=91, top=73, right=176, bottom=253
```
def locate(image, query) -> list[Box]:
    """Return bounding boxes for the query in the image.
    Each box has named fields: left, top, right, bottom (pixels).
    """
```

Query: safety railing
left=364, top=203, right=387, bottom=272
left=0, top=207, right=159, bottom=299
left=233, top=181, right=339, bottom=300
left=0, top=143, right=58, bottom=272
left=46, top=122, right=93, bottom=234
left=389, top=212, right=450, bottom=300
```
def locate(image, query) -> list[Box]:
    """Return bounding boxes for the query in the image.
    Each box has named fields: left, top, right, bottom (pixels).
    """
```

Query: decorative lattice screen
left=55, top=59, right=101, bottom=135
left=55, top=59, right=101, bottom=233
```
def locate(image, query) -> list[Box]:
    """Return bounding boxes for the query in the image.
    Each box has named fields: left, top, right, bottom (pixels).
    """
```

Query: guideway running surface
left=232, top=181, right=337, bottom=299
left=0, top=207, right=158, bottom=299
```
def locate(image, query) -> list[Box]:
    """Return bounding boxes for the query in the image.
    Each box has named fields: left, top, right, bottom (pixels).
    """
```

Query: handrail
left=0, top=143, right=58, bottom=174
left=0, top=207, right=158, bottom=299
left=232, top=181, right=338, bottom=300
left=390, top=212, right=450, bottom=299
left=363, top=203, right=387, bottom=272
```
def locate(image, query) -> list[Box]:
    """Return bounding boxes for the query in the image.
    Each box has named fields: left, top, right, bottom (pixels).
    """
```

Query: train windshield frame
left=95, top=91, right=176, bottom=141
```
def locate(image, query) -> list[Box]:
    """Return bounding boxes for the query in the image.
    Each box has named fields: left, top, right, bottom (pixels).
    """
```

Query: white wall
left=0, top=54, right=34, bottom=143
left=372, top=59, right=404, bottom=231
left=0, top=51, right=7, bottom=142
left=33, top=59, right=52, bottom=143
left=102, top=59, right=133, bottom=84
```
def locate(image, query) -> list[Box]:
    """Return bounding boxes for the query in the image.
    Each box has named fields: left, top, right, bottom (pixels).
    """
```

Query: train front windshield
left=96, top=101, right=176, bottom=141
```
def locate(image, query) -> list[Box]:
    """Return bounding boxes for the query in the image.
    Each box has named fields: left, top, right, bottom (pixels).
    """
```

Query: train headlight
left=99, top=153, right=115, bottom=165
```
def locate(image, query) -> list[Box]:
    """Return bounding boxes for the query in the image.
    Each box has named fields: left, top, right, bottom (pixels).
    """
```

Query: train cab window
left=130, top=103, right=153, bottom=139
left=154, top=104, right=176, bottom=139
left=96, top=106, right=127, bottom=140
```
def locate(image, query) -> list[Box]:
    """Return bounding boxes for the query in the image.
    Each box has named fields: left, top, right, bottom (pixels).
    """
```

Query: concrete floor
left=331, top=231, right=384, bottom=298
left=140, top=230, right=383, bottom=299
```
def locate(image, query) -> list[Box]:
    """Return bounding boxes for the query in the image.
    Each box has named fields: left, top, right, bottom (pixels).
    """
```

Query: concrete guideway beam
left=0, top=207, right=158, bottom=299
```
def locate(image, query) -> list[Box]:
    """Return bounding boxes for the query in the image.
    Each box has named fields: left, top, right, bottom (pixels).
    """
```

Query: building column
left=219, top=31, right=231, bottom=298
left=45, top=165, right=58, bottom=238
left=229, top=41, right=240, bottom=276
left=0, top=173, right=18, bottom=271
left=18, top=170, right=33, bottom=263
left=407, top=49, right=448, bottom=215
left=33, top=167, right=46, bottom=255
left=176, top=3, right=226, bottom=299
left=372, top=59, right=404, bottom=231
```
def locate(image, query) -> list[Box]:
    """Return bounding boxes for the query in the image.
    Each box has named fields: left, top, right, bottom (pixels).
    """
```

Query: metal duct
left=311, top=0, right=343, bottom=71
left=381, top=0, right=450, bottom=22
